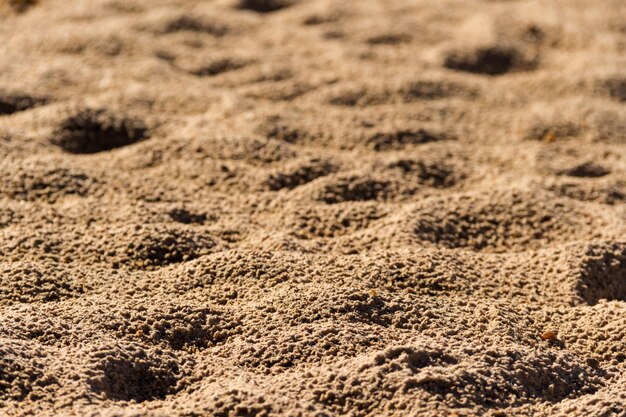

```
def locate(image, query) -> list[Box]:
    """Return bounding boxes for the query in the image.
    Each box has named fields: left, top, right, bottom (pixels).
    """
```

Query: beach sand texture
left=0, top=0, right=625, bottom=416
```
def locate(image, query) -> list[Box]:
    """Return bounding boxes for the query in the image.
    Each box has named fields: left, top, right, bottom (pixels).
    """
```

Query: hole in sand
left=602, top=78, right=626, bottom=103
left=162, top=15, right=228, bottom=36
left=361, top=347, right=604, bottom=408
left=262, top=158, right=336, bottom=191
left=412, top=191, right=606, bottom=252
left=236, top=0, right=293, bottom=13
left=288, top=203, right=385, bottom=239
left=256, top=116, right=311, bottom=144
left=367, top=129, right=450, bottom=151
left=443, top=45, right=535, bottom=76
left=89, top=347, right=179, bottom=402
left=366, top=33, right=412, bottom=45
left=114, top=226, right=218, bottom=269
left=190, top=58, right=248, bottom=77
left=0, top=93, right=46, bottom=115
left=400, top=80, right=478, bottom=101
left=386, top=159, right=459, bottom=188
left=316, top=176, right=391, bottom=204
left=51, top=109, right=149, bottom=154
left=577, top=243, right=626, bottom=304
left=168, top=208, right=209, bottom=225
left=6, top=0, right=38, bottom=13
left=562, top=162, right=611, bottom=178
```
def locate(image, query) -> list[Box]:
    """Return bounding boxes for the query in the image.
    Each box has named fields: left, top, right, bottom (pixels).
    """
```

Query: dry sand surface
left=1, top=0, right=626, bottom=415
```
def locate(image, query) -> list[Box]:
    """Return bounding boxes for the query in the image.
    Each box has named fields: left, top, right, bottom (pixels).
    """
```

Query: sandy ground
left=0, top=0, right=625, bottom=416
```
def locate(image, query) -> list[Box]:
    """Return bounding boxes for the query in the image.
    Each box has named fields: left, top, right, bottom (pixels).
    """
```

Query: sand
left=0, top=0, right=625, bottom=416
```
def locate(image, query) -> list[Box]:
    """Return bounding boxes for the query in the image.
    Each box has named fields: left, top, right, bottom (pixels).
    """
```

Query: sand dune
left=0, top=0, right=625, bottom=415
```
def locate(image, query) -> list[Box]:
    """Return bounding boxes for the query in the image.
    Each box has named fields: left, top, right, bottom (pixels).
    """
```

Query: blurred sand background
left=0, top=0, right=625, bottom=416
